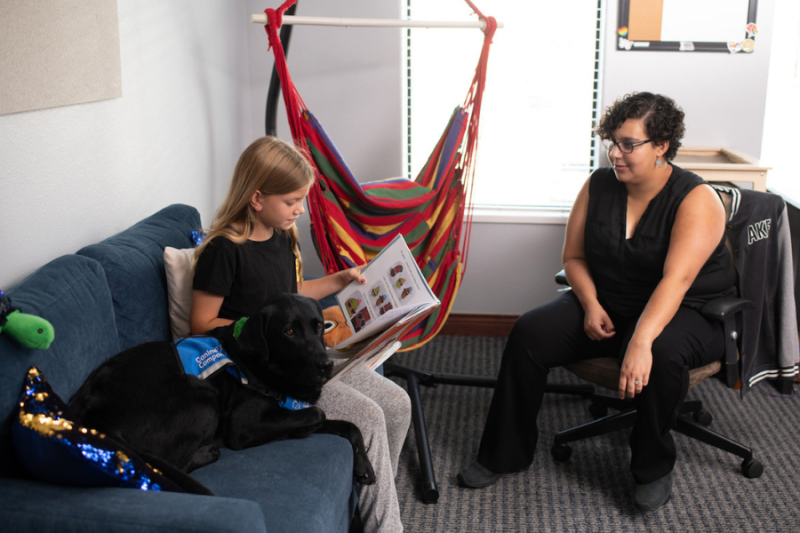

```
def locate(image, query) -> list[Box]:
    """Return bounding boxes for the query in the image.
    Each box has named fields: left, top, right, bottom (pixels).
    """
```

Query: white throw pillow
left=163, top=247, right=196, bottom=339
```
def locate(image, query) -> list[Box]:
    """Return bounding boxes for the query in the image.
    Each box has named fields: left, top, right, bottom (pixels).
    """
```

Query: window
left=404, top=1, right=605, bottom=209
left=760, top=0, right=800, bottom=205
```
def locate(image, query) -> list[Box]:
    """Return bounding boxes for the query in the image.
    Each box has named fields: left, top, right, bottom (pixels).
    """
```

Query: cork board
left=628, top=0, right=664, bottom=42
left=0, top=1, right=122, bottom=116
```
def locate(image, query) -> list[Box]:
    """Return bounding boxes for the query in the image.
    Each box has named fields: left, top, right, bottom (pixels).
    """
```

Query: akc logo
left=747, top=219, right=771, bottom=245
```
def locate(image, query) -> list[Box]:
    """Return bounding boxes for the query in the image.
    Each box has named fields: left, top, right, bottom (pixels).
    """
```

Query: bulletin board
left=0, top=1, right=122, bottom=116
left=616, top=0, right=759, bottom=53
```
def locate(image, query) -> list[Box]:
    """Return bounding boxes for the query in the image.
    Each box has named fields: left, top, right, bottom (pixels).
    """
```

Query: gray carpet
left=388, top=335, right=800, bottom=533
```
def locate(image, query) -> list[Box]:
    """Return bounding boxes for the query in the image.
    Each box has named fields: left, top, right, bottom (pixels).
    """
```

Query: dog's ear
left=232, top=312, right=270, bottom=363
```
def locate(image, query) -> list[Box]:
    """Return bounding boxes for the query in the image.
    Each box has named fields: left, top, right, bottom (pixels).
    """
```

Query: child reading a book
left=191, top=136, right=410, bottom=533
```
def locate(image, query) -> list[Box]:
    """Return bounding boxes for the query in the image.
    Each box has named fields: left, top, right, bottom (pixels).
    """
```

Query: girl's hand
left=618, top=339, right=653, bottom=399
left=583, top=304, right=616, bottom=341
left=341, top=266, right=366, bottom=287
left=301, top=268, right=365, bottom=300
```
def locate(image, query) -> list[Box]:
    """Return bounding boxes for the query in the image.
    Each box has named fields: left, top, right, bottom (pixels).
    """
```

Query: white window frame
left=403, top=0, right=606, bottom=220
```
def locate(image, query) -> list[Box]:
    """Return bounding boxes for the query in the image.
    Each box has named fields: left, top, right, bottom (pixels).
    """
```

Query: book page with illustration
left=326, top=234, right=440, bottom=382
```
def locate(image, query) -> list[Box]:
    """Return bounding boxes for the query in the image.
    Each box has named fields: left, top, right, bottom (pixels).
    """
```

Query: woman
left=457, top=92, right=736, bottom=511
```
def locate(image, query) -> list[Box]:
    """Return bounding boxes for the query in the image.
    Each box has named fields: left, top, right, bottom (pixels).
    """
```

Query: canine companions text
left=69, top=293, right=375, bottom=494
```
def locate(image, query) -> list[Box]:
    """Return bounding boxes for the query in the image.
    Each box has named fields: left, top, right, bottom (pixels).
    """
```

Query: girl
left=191, top=136, right=410, bottom=533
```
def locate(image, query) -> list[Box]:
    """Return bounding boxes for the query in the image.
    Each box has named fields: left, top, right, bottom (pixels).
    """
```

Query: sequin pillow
left=12, top=366, right=185, bottom=492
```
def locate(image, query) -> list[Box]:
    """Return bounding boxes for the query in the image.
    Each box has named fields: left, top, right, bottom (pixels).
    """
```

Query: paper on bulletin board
left=660, top=0, right=750, bottom=43
left=627, top=0, right=751, bottom=44
left=0, top=1, right=122, bottom=116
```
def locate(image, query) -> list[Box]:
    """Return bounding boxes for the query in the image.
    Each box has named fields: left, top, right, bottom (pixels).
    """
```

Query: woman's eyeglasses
left=603, top=139, right=652, bottom=154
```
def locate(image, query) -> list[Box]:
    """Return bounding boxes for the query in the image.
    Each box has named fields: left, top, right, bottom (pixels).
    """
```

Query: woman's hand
left=584, top=304, right=616, bottom=341
left=618, top=338, right=653, bottom=399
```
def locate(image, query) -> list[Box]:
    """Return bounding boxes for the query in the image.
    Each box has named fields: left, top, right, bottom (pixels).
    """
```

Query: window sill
left=471, top=205, right=570, bottom=225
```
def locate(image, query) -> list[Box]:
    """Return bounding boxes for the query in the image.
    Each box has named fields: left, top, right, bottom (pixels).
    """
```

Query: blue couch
left=0, top=204, right=357, bottom=533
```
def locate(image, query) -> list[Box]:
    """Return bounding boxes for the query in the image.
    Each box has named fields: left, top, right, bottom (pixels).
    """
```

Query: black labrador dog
left=69, top=293, right=375, bottom=494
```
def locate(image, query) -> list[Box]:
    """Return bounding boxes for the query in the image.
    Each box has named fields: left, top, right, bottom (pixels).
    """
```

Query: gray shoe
left=633, top=471, right=673, bottom=511
left=457, top=460, right=501, bottom=488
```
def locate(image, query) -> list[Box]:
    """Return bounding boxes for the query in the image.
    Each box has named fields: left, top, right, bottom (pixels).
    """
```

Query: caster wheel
left=588, top=403, right=608, bottom=419
left=693, top=409, right=713, bottom=426
left=551, top=443, right=572, bottom=462
left=742, top=458, right=764, bottom=479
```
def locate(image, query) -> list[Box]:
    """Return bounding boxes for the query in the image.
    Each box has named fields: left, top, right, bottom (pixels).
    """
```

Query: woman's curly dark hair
left=596, top=92, right=685, bottom=161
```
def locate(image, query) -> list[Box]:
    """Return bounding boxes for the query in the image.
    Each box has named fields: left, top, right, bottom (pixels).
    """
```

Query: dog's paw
left=352, top=446, right=376, bottom=485
left=313, top=418, right=375, bottom=484
left=307, top=405, right=326, bottom=423
left=187, top=444, right=221, bottom=472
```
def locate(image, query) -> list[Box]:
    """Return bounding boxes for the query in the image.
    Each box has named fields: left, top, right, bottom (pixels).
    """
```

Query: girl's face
left=251, top=184, right=311, bottom=234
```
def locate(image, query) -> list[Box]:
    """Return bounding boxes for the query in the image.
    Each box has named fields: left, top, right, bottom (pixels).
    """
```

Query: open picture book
left=326, top=234, right=440, bottom=383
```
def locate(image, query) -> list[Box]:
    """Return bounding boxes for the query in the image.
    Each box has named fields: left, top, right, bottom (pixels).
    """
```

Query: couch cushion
left=77, top=204, right=202, bottom=350
left=0, top=255, right=119, bottom=477
left=0, top=479, right=267, bottom=533
left=192, top=435, right=355, bottom=533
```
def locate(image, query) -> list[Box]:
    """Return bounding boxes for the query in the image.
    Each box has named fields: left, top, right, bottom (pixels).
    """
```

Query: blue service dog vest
left=173, top=336, right=310, bottom=410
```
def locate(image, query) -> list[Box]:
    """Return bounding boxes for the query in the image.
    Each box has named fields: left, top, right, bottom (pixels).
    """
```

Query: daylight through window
left=405, top=1, right=605, bottom=208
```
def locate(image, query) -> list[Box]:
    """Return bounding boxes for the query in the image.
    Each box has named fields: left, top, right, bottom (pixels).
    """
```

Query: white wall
left=1, top=0, right=780, bottom=316
left=0, top=0, right=253, bottom=288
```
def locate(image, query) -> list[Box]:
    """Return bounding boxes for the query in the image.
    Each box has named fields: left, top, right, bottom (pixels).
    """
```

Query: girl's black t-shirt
left=193, top=232, right=298, bottom=320
left=584, top=164, right=736, bottom=317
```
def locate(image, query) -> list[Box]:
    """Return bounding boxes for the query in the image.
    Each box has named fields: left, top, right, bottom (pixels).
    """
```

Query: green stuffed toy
left=0, top=291, right=54, bottom=350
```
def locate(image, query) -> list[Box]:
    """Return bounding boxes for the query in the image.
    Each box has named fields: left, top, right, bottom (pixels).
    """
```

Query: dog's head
left=221, top=293, right=333, bottom=404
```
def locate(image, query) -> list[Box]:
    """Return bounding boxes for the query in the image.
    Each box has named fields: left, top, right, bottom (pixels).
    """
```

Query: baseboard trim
left=440, top=313, right=518, bottom=337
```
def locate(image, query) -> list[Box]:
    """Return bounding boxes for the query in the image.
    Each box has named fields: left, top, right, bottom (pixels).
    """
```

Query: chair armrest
left=554, top=271, right=755, bottom=321
left=700, top=296, right=755, bottom=321
left=700, top=296, right=755, bottom=388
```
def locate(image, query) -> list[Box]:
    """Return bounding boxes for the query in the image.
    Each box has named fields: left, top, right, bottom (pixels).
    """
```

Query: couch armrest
left=0, top=478, right=267, bottom=533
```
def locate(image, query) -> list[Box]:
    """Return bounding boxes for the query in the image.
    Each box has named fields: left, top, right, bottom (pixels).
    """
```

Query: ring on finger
left=634, top=380, right=642, bottom=385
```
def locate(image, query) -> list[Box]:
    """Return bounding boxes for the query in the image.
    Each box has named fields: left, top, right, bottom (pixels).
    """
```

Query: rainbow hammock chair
left=263, top=0, right=497, bottom=350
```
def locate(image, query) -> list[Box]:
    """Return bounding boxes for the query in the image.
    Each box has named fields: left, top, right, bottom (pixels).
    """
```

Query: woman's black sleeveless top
left=584, top=165, right=736, bottom=317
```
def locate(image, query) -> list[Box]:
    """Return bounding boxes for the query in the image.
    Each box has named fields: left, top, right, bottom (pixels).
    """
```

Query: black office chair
left=549, top=269, right=764, bottom=478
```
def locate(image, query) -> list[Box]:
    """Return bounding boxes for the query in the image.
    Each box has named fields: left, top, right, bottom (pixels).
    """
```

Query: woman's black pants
left=476, top=292, right=725, bottom=484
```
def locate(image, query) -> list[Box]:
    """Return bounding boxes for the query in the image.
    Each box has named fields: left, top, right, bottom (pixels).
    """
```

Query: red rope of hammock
left=263, top=0, right=495, bottom=276
left=459, top=0, right=496, bottom=272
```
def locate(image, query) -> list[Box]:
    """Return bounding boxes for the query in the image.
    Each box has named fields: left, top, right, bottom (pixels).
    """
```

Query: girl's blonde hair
left=195, top=136, right=316, bottom=284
